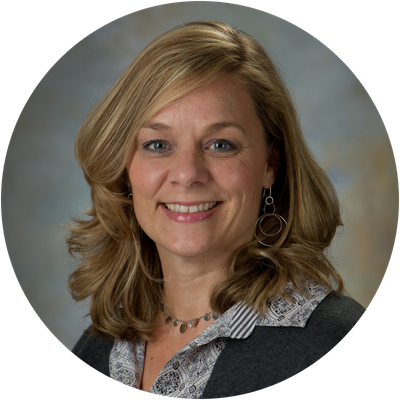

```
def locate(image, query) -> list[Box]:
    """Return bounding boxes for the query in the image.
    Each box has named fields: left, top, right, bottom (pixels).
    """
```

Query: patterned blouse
left=109, top=281, right=330, bottom=397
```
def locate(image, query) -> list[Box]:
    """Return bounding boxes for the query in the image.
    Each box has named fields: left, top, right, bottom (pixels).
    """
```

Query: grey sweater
left=72, top=293, right=364, bottom=397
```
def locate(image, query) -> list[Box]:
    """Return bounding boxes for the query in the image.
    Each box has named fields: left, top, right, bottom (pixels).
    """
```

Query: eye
left=207, top=139, right=237, bottom=152
left=143, top=140, right=171, bottom=152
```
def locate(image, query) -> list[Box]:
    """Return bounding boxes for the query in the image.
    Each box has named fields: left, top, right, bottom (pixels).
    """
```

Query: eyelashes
left=143, top=139, right=237, bottom=153
left=207, top=139, right=237, bottom=152
left=143, top=140, right=171, bottom=152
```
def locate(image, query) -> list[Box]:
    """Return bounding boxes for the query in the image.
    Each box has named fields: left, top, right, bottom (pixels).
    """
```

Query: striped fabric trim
left=229, top=302, right=260, bottom=339
left=228, top=282, right=331, bottom=339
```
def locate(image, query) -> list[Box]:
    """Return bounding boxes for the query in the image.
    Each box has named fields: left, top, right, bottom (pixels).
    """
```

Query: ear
left=263, top=144, right=279, bottom=189
left=263, top=163, right=276, bottom=190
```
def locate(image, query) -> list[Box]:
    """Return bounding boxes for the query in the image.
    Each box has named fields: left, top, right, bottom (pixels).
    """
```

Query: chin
left=157, top=236, right=218, bottom=259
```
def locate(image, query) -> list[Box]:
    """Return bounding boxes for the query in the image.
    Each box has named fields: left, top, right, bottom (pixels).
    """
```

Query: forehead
left=145, top=75, right=258, bottom=127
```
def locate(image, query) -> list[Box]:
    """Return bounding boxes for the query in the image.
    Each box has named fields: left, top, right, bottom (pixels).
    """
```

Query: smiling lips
left=164, top=202, right=218, bottom=214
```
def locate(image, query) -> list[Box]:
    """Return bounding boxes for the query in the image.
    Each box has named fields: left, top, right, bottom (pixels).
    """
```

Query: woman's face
left=128, top=74, right=275, bottom=262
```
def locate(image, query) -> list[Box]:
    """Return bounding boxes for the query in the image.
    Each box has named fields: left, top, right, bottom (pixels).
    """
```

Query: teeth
left=165, top=202, right=217, bottom=213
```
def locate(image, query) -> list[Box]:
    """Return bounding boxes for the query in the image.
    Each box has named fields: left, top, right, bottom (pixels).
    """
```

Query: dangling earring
left=254, top=187, right=287, bottom=247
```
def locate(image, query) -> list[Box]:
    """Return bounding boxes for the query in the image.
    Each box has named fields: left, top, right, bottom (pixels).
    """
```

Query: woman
left=69, top=21, right=364, bottom=397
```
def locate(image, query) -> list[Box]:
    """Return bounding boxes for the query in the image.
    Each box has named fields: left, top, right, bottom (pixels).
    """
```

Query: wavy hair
left=67, top=21, right=343, bottom=340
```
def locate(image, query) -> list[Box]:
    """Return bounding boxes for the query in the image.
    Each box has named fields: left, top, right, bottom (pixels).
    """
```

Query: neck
left=158, top=249, right=229, bottom=320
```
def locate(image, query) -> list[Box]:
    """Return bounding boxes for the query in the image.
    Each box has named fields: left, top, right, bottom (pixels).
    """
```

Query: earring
left=254, top=187, right=287, bottom=247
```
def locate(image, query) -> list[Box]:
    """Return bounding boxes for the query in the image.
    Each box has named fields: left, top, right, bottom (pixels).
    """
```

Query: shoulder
left=247, top=293, right=365, bottom=367
left=72, top=327, right=115, bottom=377
left=305, top=292, right=365, bottom=337
left=235, top=292, right=364, bottom=351
left=254, top=292, right=365, bottom=347
left=203, top=293, right=365, bottom=397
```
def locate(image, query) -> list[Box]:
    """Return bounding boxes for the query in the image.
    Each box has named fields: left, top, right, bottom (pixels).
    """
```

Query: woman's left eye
left=207, top=140, right=237, bottom=152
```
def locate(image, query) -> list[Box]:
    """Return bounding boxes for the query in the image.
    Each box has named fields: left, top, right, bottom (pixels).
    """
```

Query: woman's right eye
left=143, top=140, right=170, bottom=152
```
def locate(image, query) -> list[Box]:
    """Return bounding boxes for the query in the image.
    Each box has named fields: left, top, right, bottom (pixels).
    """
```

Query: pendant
left=204, top=313, right=210, bottom=322
left=189, top=319, right=198, bottom=328
left=173, top=320, right=179, bottom=327
left=165, top=316, right=172, bottom=324
left=212, top=312, right=220, bottom=320
left=180, top=323, right=187, bottom=333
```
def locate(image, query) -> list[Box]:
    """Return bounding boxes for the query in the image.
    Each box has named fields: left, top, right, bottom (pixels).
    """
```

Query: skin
left=127, top=74, right=275, bottom=391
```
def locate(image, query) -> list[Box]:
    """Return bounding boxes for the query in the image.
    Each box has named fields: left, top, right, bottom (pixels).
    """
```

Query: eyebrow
left=142, top=122, right=173, bottom=131
left=142, top=121, right=245, bottom=134
left=205, top=122, right=245, bottom=134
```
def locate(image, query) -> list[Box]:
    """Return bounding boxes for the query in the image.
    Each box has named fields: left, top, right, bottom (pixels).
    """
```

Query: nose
left=168, top=145, right=209, bottom=188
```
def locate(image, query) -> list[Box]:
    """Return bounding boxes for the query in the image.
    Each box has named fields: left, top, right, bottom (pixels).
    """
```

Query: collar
left=228, top=280, right=331, bottom=339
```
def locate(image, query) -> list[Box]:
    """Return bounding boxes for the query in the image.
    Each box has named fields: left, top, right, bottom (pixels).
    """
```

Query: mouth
left=164, top=202, right=218, bottom=214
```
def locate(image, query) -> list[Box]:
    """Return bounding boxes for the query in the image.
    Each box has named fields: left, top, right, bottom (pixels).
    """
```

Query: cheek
left=128, top=159, right=165, bottom=198
left=213, top=167, right=262, bottom=225
left=215, top=159, right=264, bottom=198
left=128, top=160, right=163, bottom=232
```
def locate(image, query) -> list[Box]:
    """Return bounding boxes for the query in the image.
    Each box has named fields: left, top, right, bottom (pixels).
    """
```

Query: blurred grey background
left=2, top=2, right=397, bottom=350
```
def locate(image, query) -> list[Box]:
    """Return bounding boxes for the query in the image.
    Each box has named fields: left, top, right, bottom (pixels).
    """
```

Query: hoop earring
left=254, top=187, right=287, bottom=247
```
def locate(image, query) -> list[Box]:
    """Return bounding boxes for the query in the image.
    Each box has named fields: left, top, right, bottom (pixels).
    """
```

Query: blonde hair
left=67, top=21, right=343, bottom=340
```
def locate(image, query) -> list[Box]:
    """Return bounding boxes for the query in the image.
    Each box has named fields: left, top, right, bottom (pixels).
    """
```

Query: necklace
left=162, top=302, right=220, bottom=333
